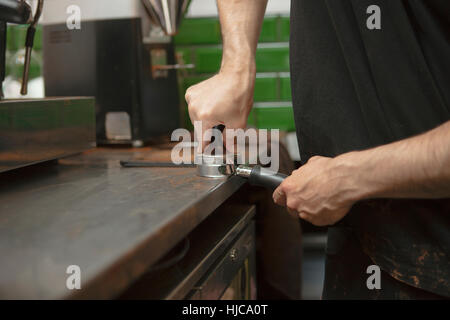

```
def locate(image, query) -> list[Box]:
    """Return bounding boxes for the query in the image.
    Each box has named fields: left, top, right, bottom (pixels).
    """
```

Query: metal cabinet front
left=188, top=222, right=256, bottom=300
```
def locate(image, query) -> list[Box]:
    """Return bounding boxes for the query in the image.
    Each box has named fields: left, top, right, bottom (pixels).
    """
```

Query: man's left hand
left=273, top=155, right=362, bottom=226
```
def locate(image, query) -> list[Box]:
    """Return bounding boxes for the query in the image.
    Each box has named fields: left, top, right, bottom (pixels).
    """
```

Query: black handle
left=248, top=166, right=287, bottom=190
left=213, top=124, right=225, bottom=132
left=210, top=124, right=225, bottom=143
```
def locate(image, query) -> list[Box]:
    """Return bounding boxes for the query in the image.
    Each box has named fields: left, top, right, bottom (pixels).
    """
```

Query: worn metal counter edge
left=65, top=175, right=246, bottom=300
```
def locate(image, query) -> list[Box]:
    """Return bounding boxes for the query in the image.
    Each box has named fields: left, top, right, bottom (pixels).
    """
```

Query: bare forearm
left=217, top=0, right=267, bottom=74
left=340, top=121, right=450, bottom=200
left=185, top=0, right=268, bottom=141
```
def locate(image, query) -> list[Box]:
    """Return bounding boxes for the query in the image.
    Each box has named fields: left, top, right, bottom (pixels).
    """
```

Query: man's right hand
left=184, top=0, right=268, bottom=152
left=185, top=67, right=255, bottom=151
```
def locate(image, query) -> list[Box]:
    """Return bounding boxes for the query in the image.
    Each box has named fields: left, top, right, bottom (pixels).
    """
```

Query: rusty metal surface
left=0, top=97, right=96, bottom=173
left=0, top=147, right=245, bottom=299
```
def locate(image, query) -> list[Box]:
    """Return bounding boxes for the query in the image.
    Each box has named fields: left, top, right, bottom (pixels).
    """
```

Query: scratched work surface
left=0, top=147, right=244, bottom=299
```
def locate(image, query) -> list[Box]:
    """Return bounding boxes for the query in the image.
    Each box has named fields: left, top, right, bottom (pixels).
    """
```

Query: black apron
left=290, top=0, right=450, bottom=298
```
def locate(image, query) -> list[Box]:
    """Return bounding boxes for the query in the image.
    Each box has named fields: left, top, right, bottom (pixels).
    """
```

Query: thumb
left=273, top=185, right=287, bottom=207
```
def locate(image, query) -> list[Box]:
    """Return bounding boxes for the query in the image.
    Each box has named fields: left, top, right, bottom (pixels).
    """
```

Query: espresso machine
left=0, top=0, right=96, bottom=173
left=43, top=0, right=190, bottom=147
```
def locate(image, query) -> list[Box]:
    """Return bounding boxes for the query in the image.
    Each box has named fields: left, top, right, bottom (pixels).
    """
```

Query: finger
left=205, top=124, right=225, bottom=156
left=273, top=187, right=287, bottom=207
left=223, top=120, right=247, bottom=155
left=222, top=129, right=234, bottom=155
left=194, top=119, right=215, bottom=153
left=224, top=128, right=239, bottom=155
left=187, top=101, right=196, bottom=123
left=287, top=208, right=298, bottom=219
left=298, top=211, right=314, bottom=224
left=184, top=89, right=191, bottom=104
left=202, top=122, right=224, bottom=154
left=226, top=118, right=247, bottom=130
left=308, top=155, right=322, bottom=163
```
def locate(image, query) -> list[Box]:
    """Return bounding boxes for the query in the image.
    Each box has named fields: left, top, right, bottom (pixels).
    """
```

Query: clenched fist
left=185, top=68, right=255, bottom=151
left=273, top=155, right=364, bottom=226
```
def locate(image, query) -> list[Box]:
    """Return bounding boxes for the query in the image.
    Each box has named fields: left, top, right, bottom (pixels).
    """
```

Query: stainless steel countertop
left=0, top=147, right=245, bottom=299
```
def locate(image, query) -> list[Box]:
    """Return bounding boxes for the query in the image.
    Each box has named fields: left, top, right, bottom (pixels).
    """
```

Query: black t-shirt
left=290, top=0, right=450, bottom=296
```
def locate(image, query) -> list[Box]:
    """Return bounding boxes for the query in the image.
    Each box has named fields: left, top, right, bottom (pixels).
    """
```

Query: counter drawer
left=188, top=222, right=256, bottom=300
left=119, top=201, right=256, bottom=299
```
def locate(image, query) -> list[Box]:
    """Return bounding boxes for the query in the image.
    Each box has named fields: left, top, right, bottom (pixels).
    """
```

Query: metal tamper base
left=195, top=154, right=236, bottom=178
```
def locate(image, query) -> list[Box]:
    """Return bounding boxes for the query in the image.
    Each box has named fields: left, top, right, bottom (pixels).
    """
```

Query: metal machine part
left=0, top=97, right=96, bottom=173
left=195, top=154, right=234, bottom=179
left=141, top=0, right=189, bottom=36
left=20, top=0, right=44, bottom=96
left=0, top=0, right=33, bottom=99
left=43, top=0, right=190, bottom=145
left=0, top=21, right=6, bottom=99
left=0, top=2, right=96, bottom=173
left=235, top=165, right=252, bottom=178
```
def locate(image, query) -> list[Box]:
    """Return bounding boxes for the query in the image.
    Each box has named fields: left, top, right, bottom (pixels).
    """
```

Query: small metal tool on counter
left=195, top=124, right=288, bottom=189
left=121, top=155, right=287, bottom=190
left=120, top=161, right=195, bottom=168
left=119, top=154, right=231, bottom=178
left=121, top=125, right=288, bottom=190
left=195, top=154, right=230, bottom=178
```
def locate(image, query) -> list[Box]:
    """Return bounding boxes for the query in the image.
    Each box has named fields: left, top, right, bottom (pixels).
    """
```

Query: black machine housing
left=43, top=18, right=181, bottom=146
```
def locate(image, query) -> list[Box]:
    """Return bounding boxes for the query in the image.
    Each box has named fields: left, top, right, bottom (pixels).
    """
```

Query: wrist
left=219, top=59, right=256, bottom=93
left=334, top=151, right=376, bottom=202
left=220, top=51, right=256, bottom=76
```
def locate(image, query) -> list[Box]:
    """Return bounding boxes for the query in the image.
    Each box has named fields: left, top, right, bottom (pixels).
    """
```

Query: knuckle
left=314, top=219, right=327, bottom=227
left=187, top=106, right=197, bottom=120
left=299, top=212, right=311, bottom=223
left=281, top=180, right=293, bottom=192
left=308, top=156, right=322, bottom=163
left=286, top=198, right=298, bottom=211
left=308, top=215, right=322, bottom=226
left=287, top=208, right=298, bottom=217
left=228, top=118, right=247, bottom=129
left=197, top=110, right=211, bottom=119
left=274, top=198, right=284, bottom=206
left=184, top=90, right=191, bottom=102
